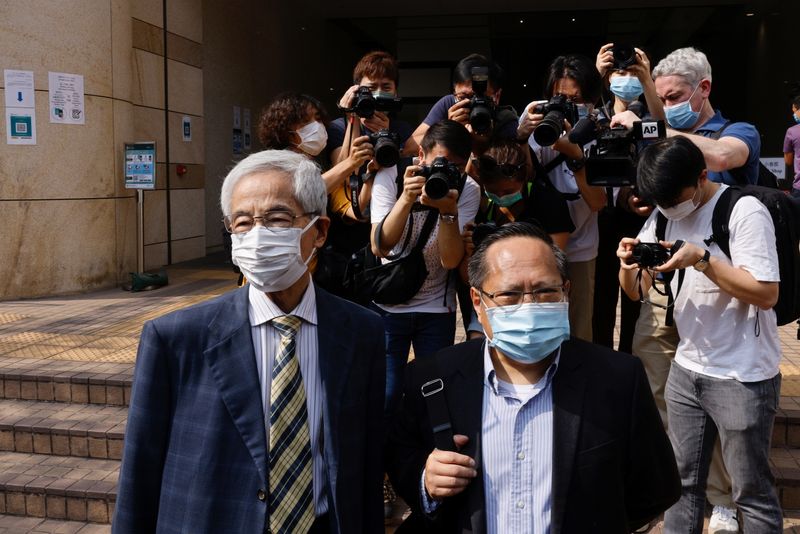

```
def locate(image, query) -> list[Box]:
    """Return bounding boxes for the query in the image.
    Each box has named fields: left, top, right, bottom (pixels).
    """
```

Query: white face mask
left=231, top=216, right=319, bottom=293
left=294, top=121, right=327, bottom=156
left=657, top=187, right=701, bottom=221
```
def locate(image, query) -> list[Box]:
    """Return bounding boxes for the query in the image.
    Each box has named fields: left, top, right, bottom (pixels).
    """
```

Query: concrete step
left=0, top=514, right=110, bottom=533
left=0, top=452, right=116, bottom=524
left=774, top=406, right=800, bottom=448
left=0, top=358, right=132, bottom=407
left=0, top=401, right=125, bottom=460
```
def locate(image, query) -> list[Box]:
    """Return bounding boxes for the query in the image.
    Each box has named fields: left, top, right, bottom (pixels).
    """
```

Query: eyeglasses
left=475, top=155, right=526, bottom=177
left=222, top=210, right=317, bottom=234
left=480, top=285, right=567, bottom=311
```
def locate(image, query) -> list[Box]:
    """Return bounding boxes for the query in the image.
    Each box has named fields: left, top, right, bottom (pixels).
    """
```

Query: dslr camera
left=611, top=43, right=637, bottom=70
left=532, top=95, right=580, bottom=146
left=418, top=156, right=462, bottom=200
left=467, top=66, right=495, bottom=135
left=347, top=86, right=403, bottom=118
left=628, top=241, right=683, bottom=268
left=585, top=120, right=667, bottom=187
left=368, top=130, right=400, bottom=167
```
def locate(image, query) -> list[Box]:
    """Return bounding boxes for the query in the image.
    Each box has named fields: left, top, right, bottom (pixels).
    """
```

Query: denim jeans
left=372, top=307, right=456, bottom=419
left=663, top=361, right=782, bottom=533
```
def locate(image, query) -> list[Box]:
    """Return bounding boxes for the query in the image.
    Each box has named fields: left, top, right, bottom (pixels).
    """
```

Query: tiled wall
left=0, top=0, right=205, bottom=298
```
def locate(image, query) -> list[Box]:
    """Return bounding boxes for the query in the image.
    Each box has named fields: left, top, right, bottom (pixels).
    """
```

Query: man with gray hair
left=114, top=150, right=386, bottom=533
left=614, top=46, right=761, bottom=186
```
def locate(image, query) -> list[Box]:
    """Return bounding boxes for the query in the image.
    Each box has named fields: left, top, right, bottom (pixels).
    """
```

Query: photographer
left=410, top=54, right=518, bottom=149
left=458, top=138, right=575, bottom=337
left=617, top=137, right=782, bottom=533
left=328, top=51, right=413, bottom=222
left=370, top=120, right=480, bottom=418
left=612, top=47, right=761, bottom=186
left=591, top=43, right=663, bottom=353
left=518, top=54, right=607, bottom=342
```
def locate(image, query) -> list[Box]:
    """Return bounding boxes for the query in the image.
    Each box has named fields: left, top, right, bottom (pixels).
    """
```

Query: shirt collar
left=694, top=109, right=727, bottom=133
left=482, top=340, right=560, bottom=397
left=247, top=282, right=318, bottom=327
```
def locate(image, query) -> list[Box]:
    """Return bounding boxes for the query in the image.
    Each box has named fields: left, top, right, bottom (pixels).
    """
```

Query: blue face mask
left=485, top=190, right=523, bottom=208
left=664, top=84, right=701, bottom=130
left=609, top=76, right=643, bottom=102
left=484, top=301, right=570, bottom=364
left=793, top=113, right=800, bottom=125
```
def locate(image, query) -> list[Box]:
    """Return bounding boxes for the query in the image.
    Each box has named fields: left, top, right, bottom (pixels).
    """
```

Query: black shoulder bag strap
left=374, top=207, right=438, bottom=262
left=527, top=146, right=580, bottom=201
left=416, top=357, right=455, bottom=452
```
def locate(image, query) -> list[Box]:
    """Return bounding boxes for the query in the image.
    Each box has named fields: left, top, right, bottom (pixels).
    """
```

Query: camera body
left=350, top=86, right=403, bottom=118
left=467, top=66, right=494, bottom=135
left=585, top=120, right=667, bottom=186
left=629, top=242, right=671, bottom=268
left=612, top=44, right=637, bottom=70
left=532, top=95, right=580, bottom=146
left=418, top=156, right=462, bottom=200
left=368, top=130, right=400, bottom=168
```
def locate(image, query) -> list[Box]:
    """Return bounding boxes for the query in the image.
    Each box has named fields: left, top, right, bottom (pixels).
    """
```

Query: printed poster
left=48, top=72, right=85, bottom=124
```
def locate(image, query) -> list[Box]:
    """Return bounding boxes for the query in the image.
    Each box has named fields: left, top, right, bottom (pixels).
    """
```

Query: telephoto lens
left=533, top=109, right=566, bottom=146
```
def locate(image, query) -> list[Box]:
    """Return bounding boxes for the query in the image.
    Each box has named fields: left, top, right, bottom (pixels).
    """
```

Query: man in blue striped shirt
left=387, top=222, right=679, bottom=533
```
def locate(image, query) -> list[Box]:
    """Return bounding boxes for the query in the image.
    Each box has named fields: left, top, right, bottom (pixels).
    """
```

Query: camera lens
left=373, top=136, right=399, bottom=167
left=612, top=44, right=636, bottom=70
left=424, top=173, right=450, bottom=200
left=533, top=110, right=566, bottom=146
left=354, top=97, right=376, bottom=118
left=469, top=102, right=493, bottom=135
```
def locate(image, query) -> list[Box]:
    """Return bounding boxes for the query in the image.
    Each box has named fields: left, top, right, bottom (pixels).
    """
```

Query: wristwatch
left=565, top=156, right=586, bottom=172
left=439, top=213, right=457, bottom=224
left=694, top=249, right=711, bottom=273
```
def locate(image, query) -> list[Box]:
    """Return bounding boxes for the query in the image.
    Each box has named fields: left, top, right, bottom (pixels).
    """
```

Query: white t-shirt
left=637, top=184, right=781, bottom=382
left=370, top=165, right=480, bottom=314
left=521, top=104, right=598, bottom=262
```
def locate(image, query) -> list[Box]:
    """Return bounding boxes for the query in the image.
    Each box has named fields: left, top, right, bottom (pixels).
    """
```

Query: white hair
left=652, top=47, right=713, bottom=87
left=219, top=149, right=327, bottom=216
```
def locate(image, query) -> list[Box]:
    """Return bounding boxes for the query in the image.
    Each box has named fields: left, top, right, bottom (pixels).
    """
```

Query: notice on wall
left=182, top=116, right=192, bottom=142
left=4, top=69, right=37, bottom=145
left=48, top=72, right=85, bottom=124
left=243, top=108, right=251, bottom=150
left=760, top=157, right=786, bottom=180
left=124, top=142, right=156, bottom=189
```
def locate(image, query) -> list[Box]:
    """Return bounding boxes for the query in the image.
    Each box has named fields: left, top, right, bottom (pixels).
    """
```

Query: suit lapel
left=446, top=341, right=487, bottom=534
left=203, top=287, right=269, bottom=484
left=550, top=339, right=588, bottom=534
left=315, top=288, right=353, bottom=511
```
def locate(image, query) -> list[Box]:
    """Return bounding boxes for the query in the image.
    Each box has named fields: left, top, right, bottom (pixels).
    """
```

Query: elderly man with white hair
left=114, top=149, right=386, bottom=534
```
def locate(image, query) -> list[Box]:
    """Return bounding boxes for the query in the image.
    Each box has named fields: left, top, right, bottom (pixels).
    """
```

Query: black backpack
left=656, top=186, right=800, bottom=326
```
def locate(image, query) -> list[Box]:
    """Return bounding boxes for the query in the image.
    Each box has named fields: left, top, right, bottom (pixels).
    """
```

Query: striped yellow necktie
left=268, top=315, right=314, bottom=533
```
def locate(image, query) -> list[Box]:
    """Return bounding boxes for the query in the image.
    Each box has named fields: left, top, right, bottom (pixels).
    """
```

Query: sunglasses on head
left=475, top=155, right=525, bottom=177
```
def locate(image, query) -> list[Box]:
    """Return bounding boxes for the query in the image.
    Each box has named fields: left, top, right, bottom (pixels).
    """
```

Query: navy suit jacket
left=387, top=337, right=680, bottom=534
left=113, top=285, right=386, bottom=534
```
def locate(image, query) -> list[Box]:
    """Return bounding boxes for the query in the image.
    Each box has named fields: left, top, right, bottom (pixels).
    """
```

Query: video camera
left=467, top=66, right=495, bottom=135
left=368, top=130, right=400, bottom=167
left=532, top=95, right=580, bottom=146
left=345, top=86, right=403, bottom=119
left=584, top=119, right=667, bottom=187
left=418, top=156, right=462, bottom=200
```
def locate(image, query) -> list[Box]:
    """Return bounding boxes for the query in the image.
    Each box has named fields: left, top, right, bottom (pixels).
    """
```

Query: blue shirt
left=421, top=342, right=559, bottom=533
left=423, top=94, right=519, bottom=139
left=694, top=110, right=761, bottom=185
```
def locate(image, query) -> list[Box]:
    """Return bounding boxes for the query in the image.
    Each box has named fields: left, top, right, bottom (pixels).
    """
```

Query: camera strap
left=349, top=173, right=365, bottom=221
left=528, top=147, right=581, bottom=201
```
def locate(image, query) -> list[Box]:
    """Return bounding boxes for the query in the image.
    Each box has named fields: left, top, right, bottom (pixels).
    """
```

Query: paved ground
left=3, top=253, right=800, bottom=532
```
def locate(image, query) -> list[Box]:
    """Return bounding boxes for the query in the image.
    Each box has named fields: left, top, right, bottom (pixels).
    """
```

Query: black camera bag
left=344, top=207, right=438, bottom=305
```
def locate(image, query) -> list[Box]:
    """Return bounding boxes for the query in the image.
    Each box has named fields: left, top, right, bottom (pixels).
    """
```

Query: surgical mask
left=231, top=217, right=318, bottom=293
left=664, top=84, right=701, bottom=130
left=372, top=90, right=396, bottom=100
left=577, top=103, right=591, bottom=120
left=793, top=113, right=800, bottom=125
left=294, top=121, right=327, bottom=156
left=657, top=188, right=701, bottom=221
left=484, top=301, right=570, bottom=364
left=485, top=190, right=523, bottom=208
left=609, top=76, right=643, bottom=102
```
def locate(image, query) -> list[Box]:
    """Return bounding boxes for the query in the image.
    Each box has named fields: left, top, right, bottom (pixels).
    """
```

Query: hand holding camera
left=348, top=135, right=375, bottom=171
left=617, top=238, right=685, bottom=271
left=448, top=98, right=471, bottom=127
